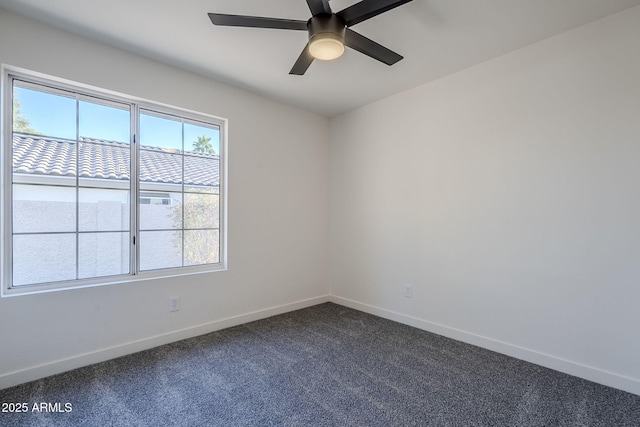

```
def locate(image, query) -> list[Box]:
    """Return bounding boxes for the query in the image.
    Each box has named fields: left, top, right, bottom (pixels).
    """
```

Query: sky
left=14, top=85, right=220, bottom=154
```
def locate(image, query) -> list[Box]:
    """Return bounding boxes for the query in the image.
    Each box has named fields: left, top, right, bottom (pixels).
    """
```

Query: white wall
left=0, top=9, right=330, bottom=388
left=329, top=6, right=640, bottom=395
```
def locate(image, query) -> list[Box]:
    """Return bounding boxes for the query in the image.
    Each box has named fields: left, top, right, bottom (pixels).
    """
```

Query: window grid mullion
left=181, top=120, right=186, bottom=268
left=131, top=104, right=139, bottom=276
left=75, top=95, right=80, bottom=281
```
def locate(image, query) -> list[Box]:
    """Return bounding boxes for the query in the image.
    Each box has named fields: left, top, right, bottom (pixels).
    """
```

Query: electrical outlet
left=169, top=296, right=180, bottom=312
left=404, top=284, right=413, bottom=298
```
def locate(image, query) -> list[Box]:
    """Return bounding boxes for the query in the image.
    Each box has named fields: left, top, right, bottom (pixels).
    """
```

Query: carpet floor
left=1, top=302, right=639, bottom=426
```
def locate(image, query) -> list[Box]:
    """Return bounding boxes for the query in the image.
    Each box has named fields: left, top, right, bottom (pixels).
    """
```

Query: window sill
left=1, top=264, right=227, bottom=298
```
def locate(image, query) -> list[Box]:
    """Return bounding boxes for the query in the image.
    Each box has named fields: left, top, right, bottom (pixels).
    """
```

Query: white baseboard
left=330, top=295, right=640, bottom=396
left=0, top=295, right=331, bottom=390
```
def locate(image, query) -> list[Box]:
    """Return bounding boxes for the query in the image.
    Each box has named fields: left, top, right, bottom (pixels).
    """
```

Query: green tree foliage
left=171, top=193, right=220, bottom=266
left=12, top=98, right=40, bottom=135
left=192, top=135, right=215, bottom=154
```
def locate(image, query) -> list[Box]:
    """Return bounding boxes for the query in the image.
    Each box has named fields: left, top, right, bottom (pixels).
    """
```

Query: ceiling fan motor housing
left=308, top=14, right=346, bottom=45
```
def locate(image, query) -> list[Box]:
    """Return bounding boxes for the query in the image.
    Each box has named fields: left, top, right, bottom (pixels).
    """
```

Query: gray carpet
left=1, top=303, right=639, bottom=426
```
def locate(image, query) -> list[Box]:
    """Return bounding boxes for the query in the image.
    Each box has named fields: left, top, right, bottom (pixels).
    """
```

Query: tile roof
left=12, top=134, right=219, bottom=187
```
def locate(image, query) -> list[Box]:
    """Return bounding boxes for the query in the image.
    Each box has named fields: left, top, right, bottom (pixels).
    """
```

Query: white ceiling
left=1, top=0, right=639, bottom=117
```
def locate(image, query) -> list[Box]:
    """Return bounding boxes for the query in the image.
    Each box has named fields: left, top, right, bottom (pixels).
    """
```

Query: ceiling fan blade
left=306, top=0, right=332, bottom=16
left=337, top=0, right=413, bottom=27
left=289, top=43, right=315, bottom=75
left=344, top=28, right=403, bottom=65
left=208, top=13, right=307, bottom=30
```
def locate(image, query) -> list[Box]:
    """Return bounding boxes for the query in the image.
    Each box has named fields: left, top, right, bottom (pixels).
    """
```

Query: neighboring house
left=11, top=133, right=220, bottom=285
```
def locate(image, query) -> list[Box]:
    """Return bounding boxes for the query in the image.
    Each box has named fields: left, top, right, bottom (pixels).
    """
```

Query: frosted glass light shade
left=309, top=36, right=345, bottom=61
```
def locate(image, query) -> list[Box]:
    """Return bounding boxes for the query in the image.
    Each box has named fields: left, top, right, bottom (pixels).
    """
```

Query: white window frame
left=1, top=65, right=227, bottom=297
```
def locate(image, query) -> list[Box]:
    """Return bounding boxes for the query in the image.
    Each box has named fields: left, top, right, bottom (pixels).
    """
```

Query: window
left=140, top=193, right=172, bottom=206
left=1, top=67, right=226, bottom=295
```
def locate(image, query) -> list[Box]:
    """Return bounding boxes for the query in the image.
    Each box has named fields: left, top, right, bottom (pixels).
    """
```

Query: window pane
left=13, top=234, right=76, bottom=285
left=140, top=192, right=182, bottom=231
left=79, top=233, right=129, bottom=278
left=79, top=188, right=129, bottom=232
left=12, top=184, right=76, bottom=233
left=139, top=230, right=182, bottom=271
left=184, top=155, right=219, bottom=189
left=140, top=111, right=182, bottom=151
left=184, top=230, right=219, bottom=266
left=79, top=98, right=130, bottom=143
left=184, top=122, right=219, bottom=155
left=140, top=151, right=182, bottom=185
left=13, top=82, right=76, bottom=139
left=184, top=193, right=219, bottom=229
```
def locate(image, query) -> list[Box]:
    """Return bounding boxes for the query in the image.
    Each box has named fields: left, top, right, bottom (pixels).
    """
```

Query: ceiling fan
left=208, top=0, right=413, bottom=75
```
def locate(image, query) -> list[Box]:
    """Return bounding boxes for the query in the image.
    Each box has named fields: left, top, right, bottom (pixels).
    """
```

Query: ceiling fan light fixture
left=309, top=33, right=345, bottom=61
left=209, top=0, right=413, bottom=75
